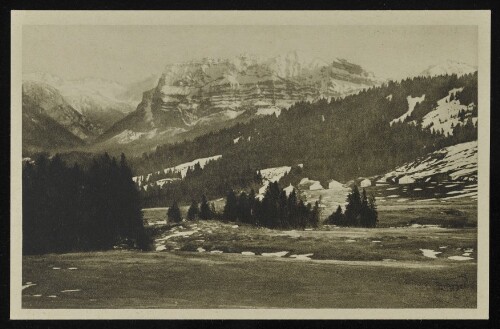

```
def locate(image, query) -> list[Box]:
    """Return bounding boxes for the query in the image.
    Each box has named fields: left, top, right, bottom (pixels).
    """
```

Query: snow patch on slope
left=257, top=166, right=292, bottom=197
left=112, top=129, right=158, bottom=144
left=390, top=94, right=425, bottom=126
left=133, top=155, right=222, bottom=186
left=383, top=141, right=477, bottom=182
left=256, top=106, right=282, bottom=117
left=167, top=155, right=223, bottom=178
left=421, top=88, right=476, bottom=136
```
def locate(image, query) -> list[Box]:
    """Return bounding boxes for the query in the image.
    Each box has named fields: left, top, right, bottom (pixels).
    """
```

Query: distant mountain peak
left=419, top=60, right=477, bottom=77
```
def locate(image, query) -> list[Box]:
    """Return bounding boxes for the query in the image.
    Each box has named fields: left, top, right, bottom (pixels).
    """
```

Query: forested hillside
left=132, top=73, right=477, bottom=207
left=23, top=153, right=149, bottom=254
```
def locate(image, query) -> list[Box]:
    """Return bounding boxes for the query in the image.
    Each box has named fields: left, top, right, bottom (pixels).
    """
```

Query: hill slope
left=131, top=72, right=478, bottom=179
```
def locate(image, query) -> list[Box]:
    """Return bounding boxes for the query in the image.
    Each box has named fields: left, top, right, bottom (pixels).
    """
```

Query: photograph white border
left=10, top=10, right=491, bottom=320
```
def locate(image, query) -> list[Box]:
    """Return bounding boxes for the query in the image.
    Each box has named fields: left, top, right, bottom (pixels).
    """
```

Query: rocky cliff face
left=99, top=52, right=382, bottom=146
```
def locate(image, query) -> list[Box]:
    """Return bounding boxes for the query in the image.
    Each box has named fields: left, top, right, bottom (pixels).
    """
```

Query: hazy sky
left=23, top=25, right=477, bottom=84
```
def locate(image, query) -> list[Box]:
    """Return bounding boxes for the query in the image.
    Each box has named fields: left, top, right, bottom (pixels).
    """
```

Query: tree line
left=218, top=182, right=320, bottom=229
left=167, top=194, right=217, bottom=223
left=22, top=153, right=149, bottom=255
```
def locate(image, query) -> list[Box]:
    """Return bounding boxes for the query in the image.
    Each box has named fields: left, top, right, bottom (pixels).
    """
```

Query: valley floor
left=22, top=200, right=478, bottom=309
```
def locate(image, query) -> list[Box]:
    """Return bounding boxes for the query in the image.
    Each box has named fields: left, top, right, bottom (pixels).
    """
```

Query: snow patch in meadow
left=61, top=289, right=81, bottom=293
left=290, top=253, right=314, bottom=260
left=210, top=250, right=223, bottom=254
left=420, top=249, right=441, bottom=258
left=262, top=251, right=289, bottom=257
left=241, top=251, right=255, bottom=256
left=22, top=283, right=36, bottom=290
left=411, top=224, right=440, bottom=228
left=197, top=247, right=206, bottom=253
left=448, top=256, right=473, bottom=261
left=157, top=230, right=198, bottom=241
left=155, top=245, right=167, bottom=251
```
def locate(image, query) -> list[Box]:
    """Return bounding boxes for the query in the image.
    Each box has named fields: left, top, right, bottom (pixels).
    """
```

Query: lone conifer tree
left=199, top=194, right=212, bottom=220
left=328, top=205, right=345, bottom=225
left=167, top=200, right=182, bottom=223
left=344, top=185, right=362, bottom=226
left=223, top=190, right=238, bottom=221
left=309, top=201, right=320, bottom=227
left=187, top=199, right=199, bottom=221
left=367, top=193, right=378, bottom=227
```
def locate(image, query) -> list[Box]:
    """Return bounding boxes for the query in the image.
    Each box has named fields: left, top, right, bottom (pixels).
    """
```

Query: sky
left=22, top=25, right=477, bottom=84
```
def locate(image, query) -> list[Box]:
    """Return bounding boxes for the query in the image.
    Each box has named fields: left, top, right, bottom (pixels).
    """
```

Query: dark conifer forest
left=221, top=182, right=320, bottom=229
left=22, top=153, right=149, bottom=255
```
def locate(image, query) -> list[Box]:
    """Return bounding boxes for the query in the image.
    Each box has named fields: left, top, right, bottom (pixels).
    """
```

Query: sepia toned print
left=10, top=10, right=490, bottom=319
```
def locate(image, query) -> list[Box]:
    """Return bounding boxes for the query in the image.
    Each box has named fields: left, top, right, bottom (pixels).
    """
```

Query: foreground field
left=23, top=202, right=477, bottom=309
left=23, top=248, right=476, bottom=309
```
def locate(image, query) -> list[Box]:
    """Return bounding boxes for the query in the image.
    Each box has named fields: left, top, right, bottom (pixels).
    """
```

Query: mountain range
left=22, top=54, right=477, bottom=157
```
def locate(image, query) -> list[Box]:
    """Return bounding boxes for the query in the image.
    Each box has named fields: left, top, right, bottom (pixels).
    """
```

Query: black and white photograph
left=10, top=10, right=490, bottom=319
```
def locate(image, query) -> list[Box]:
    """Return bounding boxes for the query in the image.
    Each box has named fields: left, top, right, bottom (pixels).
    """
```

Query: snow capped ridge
left=419, top=60, right=477, bottom=77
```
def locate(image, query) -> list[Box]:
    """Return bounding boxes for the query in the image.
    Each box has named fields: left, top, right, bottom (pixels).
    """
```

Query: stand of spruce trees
left=327, top=186, right=378, bottom=227
left=22, top=153, right=149, bottom=255
left=221, top=182, right=320, bottom=229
